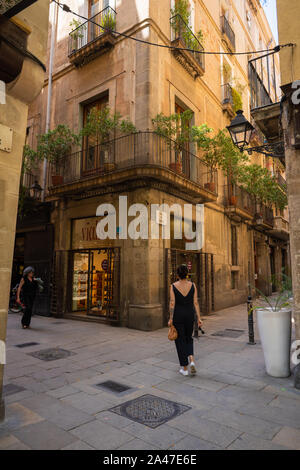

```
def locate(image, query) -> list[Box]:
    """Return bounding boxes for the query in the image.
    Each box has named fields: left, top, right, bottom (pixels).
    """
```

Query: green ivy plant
left=232, top=87, right=243, bottom=113
left=170, top=0, right=204, bottom=50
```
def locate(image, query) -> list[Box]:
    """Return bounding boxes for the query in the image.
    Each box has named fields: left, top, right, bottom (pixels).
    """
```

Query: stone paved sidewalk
left=0, top=304, right=300, bottom=450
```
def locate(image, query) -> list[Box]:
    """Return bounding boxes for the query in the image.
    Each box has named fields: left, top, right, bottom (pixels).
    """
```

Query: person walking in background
left=16, top=266, right=38, bottom=329
left=169, top=264, right=203, bottom=376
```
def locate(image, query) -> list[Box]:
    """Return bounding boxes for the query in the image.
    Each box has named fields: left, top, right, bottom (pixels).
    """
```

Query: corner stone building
left=23, top=0, right=290, bottom=330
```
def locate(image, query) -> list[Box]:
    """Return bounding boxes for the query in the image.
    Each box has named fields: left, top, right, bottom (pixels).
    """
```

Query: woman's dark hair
left=177, top=264, right=188, bottom=280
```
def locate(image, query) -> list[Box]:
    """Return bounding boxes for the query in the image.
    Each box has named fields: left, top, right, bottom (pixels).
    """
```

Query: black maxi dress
left=21, top=277, right=38, bottom=327
left=172, top=283, right=195, bottom=367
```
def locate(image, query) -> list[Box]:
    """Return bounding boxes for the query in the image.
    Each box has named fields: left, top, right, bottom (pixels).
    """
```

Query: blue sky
left=263, top=0, right=279, bottom=44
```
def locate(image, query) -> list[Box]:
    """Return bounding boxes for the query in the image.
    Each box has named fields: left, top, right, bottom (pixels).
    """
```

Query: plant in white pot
left=251, top=279, right=293, bottom=378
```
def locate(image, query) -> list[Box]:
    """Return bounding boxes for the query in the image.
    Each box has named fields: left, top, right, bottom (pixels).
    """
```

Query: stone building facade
left=22, top=0, right=289, bottom=329
left=276, top=0, right=300, bottom=342
left=0, top=0, right=50, bottom=421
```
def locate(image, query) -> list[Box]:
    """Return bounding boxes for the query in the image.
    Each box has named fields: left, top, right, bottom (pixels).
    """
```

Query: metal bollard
left=247, top=295, right=256, bottom=345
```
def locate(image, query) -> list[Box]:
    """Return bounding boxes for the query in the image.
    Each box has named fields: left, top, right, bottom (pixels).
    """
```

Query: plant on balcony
left=69, top=19, right=87, bottom=42
left=170, top=0, right=204, bottom=51
left=152, top=110, right=194, bottom=173
left=238, top=164, right=288, bottom=211
left=81, top=107, right=136, bottom=170
left=25, top=125, right=81, bottom=186
left=231, top=87, right=243, bottom=113
left=100, top=11, right=116, bottom=32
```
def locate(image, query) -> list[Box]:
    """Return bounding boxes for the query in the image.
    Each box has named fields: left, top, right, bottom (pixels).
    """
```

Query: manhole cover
left=28, top=348, right=75, bottom=361
left=95, top=380, right=131, bottom=394
left=211, top=329, right=245, bottom=338
left=15, top=342, right=40, bottom=348
left=3, top=384, right=26, bottom=396
left=109, top=394, right=191, bottom=429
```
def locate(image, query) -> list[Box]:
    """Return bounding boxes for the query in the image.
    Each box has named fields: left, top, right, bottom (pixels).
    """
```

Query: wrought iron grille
left=165, top=249, right=215, bottom=319
left=68, top=6, right=116, bottom=56
left=221, top=16, right=235, bottom=50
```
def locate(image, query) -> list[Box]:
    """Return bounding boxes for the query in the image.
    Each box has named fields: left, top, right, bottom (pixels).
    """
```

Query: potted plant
left=81, top=107, right=136, bottom=172
left=36, top=125, right=81, bottom=186
left=69, top=18, right=87, bottom=52
left=152, top=110, right=194, bottom=174
left=100, top=10, right=116, bottom=33
left=251, top=280, right=293, bottom=378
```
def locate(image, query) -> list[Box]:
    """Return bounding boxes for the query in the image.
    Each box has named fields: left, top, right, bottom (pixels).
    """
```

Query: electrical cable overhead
left=52, top=0, right=295, bottom=57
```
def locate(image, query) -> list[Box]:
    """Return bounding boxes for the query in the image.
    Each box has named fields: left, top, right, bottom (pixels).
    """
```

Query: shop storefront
left=51, top=217, right=120, bottom=322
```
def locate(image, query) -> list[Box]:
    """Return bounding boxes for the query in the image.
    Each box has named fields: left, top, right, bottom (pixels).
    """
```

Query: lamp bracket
left=246, top=141, right=285, bottom=159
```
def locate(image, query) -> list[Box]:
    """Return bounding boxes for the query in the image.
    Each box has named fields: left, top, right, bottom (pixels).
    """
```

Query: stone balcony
left=46, top=132, right=218, bottom=204
left=68, top=6, right=116, bottom=67
left=170, top=14, right=205, bottom=79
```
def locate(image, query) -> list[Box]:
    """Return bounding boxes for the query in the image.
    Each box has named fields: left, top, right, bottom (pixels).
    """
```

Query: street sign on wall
left=0, top=0, right=37, bottom=17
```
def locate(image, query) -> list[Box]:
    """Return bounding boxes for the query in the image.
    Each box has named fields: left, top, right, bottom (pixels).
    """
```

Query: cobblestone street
left=1, top=304, right=299, bottom=451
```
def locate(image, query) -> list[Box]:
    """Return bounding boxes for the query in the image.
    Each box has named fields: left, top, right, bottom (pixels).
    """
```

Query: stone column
left=281, top=95, right=300, bottom=341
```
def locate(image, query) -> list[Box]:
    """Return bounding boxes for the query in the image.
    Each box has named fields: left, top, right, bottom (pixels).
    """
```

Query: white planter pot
left=257, top=308, right=292, bottom=378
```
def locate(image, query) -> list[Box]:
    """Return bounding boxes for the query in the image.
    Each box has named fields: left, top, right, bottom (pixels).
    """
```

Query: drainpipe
left=42, top=0, right=58, bottom=201
left=266, top=38, right=273, bottom=97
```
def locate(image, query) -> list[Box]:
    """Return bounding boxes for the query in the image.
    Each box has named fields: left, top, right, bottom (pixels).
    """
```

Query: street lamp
left=227, top=110, right=254, bottom=152
left=30, top=180, right=42, bottom=200
left=227, top=110, right=285, bottom=159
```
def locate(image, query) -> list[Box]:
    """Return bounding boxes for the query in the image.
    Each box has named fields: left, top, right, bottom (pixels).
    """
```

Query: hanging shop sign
left=0, top=0, right=37, bottom=17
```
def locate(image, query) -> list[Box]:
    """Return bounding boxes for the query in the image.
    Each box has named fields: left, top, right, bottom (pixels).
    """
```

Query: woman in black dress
left=169, top=265, right=203, bottom=376
left=16, top=266, right=38, bottom=329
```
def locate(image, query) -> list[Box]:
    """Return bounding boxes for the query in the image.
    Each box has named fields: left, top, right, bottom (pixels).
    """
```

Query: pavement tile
left=62, top=440, right=96, bottom=450
left=0, top=403, right=44, bottom=435
left=46, top=385, right=80, bottom=399
left=228, top=433, right=290, bottom=450
left=272, top=426, right=300, bottom=450
left=201, top=405, right=281, bottom=439
left=170, top=434, right=222, bottom=450
left=61, top=392, right=115, bottom=414
left=117, top=438, right=160, bottom=450
left=167, top=412, right=242, bottom=448
left=237, top=402, right=300, bottom=429
left=13, top=420, right=77, bottom=450
left=123, top=422, right=187, bottom=449
left=70, top=420, right=133, bottom=450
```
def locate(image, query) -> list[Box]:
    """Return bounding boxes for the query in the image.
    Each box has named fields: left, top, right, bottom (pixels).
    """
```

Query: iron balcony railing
left=68, top=6, right=116, bottom=56
left=22, top=172, right=36, bottom=193
left=221, top=16, right=235, bottom=50
left=224, top=184, right=256, bottom=216
left=249, top=51, right=280, bottom=111
left=255, top=202, right=274, bottom=227
left=47, top=131, right=217, bottom=193
left=170, top=14, right=205, bottom=71
left=276, top=173, right=287, bottom=190
left=222, top=83, right=233, bottom=106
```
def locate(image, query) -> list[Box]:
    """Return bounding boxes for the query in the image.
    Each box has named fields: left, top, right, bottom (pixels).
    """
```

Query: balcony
left=223, top=184, right=256, bottom=222
left=222, top=83, right=235, bottom=118
left=267, top=216, right=289, bottom=240
left=221, top=16, right=235, bottom=51
left=170, top=14, right=205, bottom=79
left=276, top=173, right=287, bottom=192
left=47, top=132, right=218, bottom=203
left=68, top=6, right=116, bottom=67
left=254, top=203, right=274, bottom=229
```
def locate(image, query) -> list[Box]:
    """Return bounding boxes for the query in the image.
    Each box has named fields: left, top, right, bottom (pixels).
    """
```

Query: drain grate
left=211, top=329, right=245, bottom=338
left=110, top=394, right=191, bottom=429
left=28, top=348, right=75, bottom=361
left=15, top=342, right=40, bottom=348
left=95, top=380, right=131, bottom=394
left=3, top=384, right=26, bottom=396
